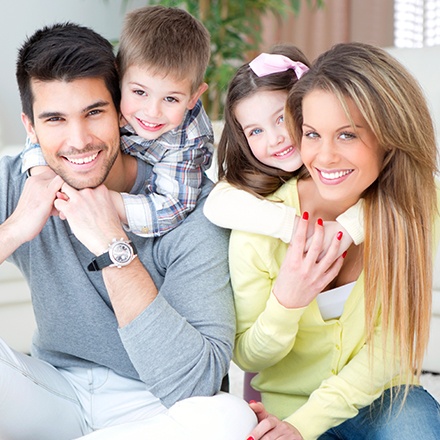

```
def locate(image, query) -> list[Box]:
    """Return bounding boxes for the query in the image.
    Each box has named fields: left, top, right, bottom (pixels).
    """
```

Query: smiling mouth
left=65, top=152, right=99, bottom=165
left=320, top=169, right=353, bottom=180
left=136, top=118, right=163, bottom=129
left=274, top=146, right=294, bottom=157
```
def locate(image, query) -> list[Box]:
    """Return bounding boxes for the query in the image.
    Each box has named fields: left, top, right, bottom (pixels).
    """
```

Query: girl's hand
left=273, top=212, right=345, bottom=309
left=247, top=401, right=303, bottom=440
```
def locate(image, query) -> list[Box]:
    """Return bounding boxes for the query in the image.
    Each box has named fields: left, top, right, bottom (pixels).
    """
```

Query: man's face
left=22, top=77, right=121, bottom=190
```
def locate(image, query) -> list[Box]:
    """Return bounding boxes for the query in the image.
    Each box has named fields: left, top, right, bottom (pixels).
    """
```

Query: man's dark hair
left=16, top=22, right=120, bottom=123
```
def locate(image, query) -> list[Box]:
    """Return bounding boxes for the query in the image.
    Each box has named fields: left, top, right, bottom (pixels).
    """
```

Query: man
left=0, top=23, right=255, bottom=439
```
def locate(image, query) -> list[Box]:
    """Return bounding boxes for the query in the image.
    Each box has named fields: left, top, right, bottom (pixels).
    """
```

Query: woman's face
left=235, top=89, right=303, bottom=172
left=300, top=89, right=384, bottom=207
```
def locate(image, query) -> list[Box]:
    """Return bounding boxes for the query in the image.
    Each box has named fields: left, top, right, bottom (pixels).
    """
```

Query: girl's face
left=235, top=89, right=303, bottom=172
left=300, top=89, right=384, bottom=207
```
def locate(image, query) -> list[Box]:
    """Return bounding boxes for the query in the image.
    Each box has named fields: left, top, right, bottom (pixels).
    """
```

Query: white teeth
left=275, top=146, right=293, bottom=157
left=66, top=152, right=98, bottom=165
left=139, top=119, right=160, bottom=128
left=321, top=169, right=352, bottom=180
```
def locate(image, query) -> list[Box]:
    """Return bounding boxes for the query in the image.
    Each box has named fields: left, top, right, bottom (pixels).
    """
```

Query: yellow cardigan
left=230, top=177, right=436, bottom=440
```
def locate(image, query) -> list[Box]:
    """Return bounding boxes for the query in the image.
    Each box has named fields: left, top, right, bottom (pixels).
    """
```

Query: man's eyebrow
left=83, top=100, right=111, bottom=113
left=37, top=100, right=111, bottom=120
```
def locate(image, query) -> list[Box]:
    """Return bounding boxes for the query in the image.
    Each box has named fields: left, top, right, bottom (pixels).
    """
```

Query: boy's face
left=21, top=77, right=121, bottom=190
left=120, top=65, right=207, bottom=140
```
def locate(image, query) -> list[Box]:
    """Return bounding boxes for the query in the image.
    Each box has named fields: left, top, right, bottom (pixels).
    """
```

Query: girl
left=203, top=45, right=364, bottom=250
left=235, top=42, right=440, bottom=440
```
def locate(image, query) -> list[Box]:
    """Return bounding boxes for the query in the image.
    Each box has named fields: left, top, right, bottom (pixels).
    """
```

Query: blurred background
left=1, top=0, right=439, bottom=148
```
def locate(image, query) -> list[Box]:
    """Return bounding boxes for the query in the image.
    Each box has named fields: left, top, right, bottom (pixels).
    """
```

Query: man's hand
left=0, top=170, right=63, bottom=263
left=54, top=181, right=158, bottom=328
left=7, top=169, right=63, bottom=242
left=247, top=401, right=303, bottom=440
left=54, top=182, right=126, bottom=256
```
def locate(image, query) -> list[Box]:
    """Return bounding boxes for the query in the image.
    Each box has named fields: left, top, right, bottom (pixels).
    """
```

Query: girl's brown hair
left=217, top=44, right=310, bottom=197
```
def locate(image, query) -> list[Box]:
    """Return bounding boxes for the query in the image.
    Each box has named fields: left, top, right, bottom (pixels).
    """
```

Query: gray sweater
left=0, top=154, right=234, bottom=408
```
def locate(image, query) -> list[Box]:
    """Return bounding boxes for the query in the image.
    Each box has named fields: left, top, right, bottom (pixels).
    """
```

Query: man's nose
left=66, top=121, right=93, bottom=149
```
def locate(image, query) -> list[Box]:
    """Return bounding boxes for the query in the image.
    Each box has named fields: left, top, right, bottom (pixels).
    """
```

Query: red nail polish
left=342, top=251, right=348, bottom=258
left=247, top=437, right=255, bottom=440
left=249, top=400, right=256, bottom=404
left=337, top=231, right=343, bottom=241
left=302, top=211, right=309, bottom=220
left=317, top=218, right=323, bottom=226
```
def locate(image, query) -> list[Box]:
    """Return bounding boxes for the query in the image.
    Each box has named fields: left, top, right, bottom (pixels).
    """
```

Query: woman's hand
left=273, top=212, right=345, bottom=309
left=247, top=401, right=303, bottom=440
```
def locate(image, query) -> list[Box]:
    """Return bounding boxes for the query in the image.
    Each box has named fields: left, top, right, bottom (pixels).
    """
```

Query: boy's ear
left=187, top=82, right=209, bottom=109
left=21, top=113, right=38, bottom=143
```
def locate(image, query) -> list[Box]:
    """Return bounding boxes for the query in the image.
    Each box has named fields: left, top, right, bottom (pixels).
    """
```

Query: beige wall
left=261, top=0, right=395, bottom=62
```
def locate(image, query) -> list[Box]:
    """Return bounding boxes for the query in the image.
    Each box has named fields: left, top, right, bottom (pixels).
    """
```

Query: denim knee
left=320, top=386, right=440, bottom=440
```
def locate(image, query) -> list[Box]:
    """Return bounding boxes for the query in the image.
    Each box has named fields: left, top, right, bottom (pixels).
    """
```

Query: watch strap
left=87, top=253, right=113, bottom=271
left=87, top=239, right=137, bottom=272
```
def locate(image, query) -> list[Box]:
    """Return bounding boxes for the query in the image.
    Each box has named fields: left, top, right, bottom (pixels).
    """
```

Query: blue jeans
left=318, top=386, right=440, bottom=439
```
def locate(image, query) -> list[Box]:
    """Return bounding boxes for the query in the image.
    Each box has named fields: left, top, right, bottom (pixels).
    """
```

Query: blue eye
left=249, top=128, right=263, bottom=136
left=304, top=130, right=319, bottom=139
left=340, top=131, right=356, bottom=140
left=164, top=96, right=178, bottom=103
left=134, top=89, right=146, bottom=96
left=277, top=115, right=284, bottom=125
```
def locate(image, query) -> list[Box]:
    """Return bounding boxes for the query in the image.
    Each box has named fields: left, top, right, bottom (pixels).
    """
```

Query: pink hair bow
left=249, top=53, right=309, bottom=79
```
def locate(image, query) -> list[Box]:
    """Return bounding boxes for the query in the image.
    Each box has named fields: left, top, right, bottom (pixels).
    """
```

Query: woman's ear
left=21, top=113, right=38, bottom=143
left=187, top=82, right=209, bottom=110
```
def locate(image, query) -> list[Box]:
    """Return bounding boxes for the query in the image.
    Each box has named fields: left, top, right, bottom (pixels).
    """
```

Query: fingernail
left=342, top=251, right=348, bottom=258
left=302, top=211, right=309, bottom=220
left=249, top=400, right=256, bottom=404
left=317, top=218, right=323, bottom=226
left=247, top=437, right=255, bottom=440
left=337, top=231, right=343, bottom=241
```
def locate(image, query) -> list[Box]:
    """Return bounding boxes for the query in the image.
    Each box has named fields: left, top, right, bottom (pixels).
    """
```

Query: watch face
left=110, top=242, right=132, bottom=265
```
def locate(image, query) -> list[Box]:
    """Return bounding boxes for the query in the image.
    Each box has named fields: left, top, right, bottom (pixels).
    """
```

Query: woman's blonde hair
left=286, top=42, right=437, bottom=384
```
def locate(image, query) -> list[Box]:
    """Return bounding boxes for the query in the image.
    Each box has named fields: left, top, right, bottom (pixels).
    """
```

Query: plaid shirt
left=21, top=100, right=214, bottom=237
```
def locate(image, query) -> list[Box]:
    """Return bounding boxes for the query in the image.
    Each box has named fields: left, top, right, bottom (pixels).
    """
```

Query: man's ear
left=187, top=82, right=209, bottom=110
left=21, top=113, right=38, bottom=143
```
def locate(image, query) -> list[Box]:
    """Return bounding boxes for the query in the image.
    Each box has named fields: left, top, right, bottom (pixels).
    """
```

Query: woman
left=231, top=42, right=440, bottom=439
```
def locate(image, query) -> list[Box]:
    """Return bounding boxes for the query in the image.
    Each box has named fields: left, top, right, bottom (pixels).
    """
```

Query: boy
left=22, top=5, right=213, bottom=237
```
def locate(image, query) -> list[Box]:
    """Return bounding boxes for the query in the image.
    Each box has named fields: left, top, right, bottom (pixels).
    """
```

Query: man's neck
left=104, top=153, right=138, bottom=193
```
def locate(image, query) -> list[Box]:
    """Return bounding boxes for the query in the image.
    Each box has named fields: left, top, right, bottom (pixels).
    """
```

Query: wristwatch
left=87, top=238, right=137, bottom=271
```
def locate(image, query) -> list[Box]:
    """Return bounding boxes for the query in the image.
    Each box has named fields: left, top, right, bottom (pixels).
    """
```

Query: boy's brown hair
left=117, top=5, right=211, bottom=94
